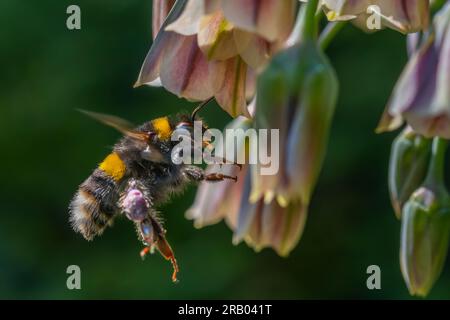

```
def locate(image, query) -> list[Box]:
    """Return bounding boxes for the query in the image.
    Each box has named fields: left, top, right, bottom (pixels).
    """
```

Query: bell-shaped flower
left=378, top=2, right=450, bottom=138
left=186, top=112, right=307, bottom=256
left=388, top=127, right=431, bottom=219
left=135, top=0, right=296, bottom=117
left=302, top=0, right=429, bottom=34
left=250, top=26, right=339, bottom=207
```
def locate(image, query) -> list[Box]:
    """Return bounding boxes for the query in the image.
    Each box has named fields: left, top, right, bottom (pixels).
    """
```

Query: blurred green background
left=0, top=0, right=449, bottom=299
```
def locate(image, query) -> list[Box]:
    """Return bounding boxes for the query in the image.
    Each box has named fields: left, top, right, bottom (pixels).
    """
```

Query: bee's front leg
left=204, top=173, right=238, bottom=182
left=183, top=165, right=238, bottom=183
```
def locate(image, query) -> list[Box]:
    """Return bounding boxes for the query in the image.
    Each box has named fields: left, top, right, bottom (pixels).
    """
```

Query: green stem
left=431, top=0, right=447, bottom=14
left=300, top=0, right=319, bottom=41
left=424, top=137, right=448, bottom=187
left=319, top=21, right=346, bottom=50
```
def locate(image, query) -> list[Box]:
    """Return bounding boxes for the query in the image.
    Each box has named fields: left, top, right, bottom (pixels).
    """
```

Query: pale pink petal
left=152, top=0, right=176, bottom=39
left=209, top=57, right=251, bottom=117
left=165, top=0, right=204, bottom=36
left=380, top=4, right=450, bottom=136
left=220, top=0, right=296, bottom=42
left=376, top=0, right=429, bottom=34
left=147, top=77, right=162, bottom=87
left=160, top=35, right=214, bottom=100
left=321, top=0, right=369, bottom=20
left=232, top=170, right=262, bottom=244
left=186, top=164, right=243, bottom=228
left=375, top=108, right=404, bottom=133
left=234, top=183, right=308, bottom=256
left=134, top=31, right=179, bottom=87
left=245, top=68, right=256, bottom=101
left=233, top=29, right=270, bottom=70
left=277, top=201, right=307, bottom=257
left=135, top=0, right=187, bottom=87
left=197, top=11, right=239, bottom=60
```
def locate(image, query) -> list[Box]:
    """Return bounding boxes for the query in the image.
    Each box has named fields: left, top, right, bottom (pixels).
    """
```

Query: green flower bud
left=400, top=137, right=450, bottom=297
left=400, top=187, right=450, bottom=297
left=251, top=15, right=338, bottom=206
left=389, top=127, right=431, bottom=219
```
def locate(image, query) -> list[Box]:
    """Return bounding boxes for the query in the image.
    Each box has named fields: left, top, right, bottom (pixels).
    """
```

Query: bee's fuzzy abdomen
left=69, top=169, right=119, bottom=240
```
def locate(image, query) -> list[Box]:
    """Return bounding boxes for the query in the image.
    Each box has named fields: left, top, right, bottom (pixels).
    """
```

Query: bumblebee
left=69, top=99, right=239, bottom=282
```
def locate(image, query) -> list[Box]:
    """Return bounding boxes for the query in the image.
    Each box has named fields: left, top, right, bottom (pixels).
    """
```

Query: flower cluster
left=382, top=2, right=450, bottom=296
left=136, top=0, right=296, bottom=117
left=136, top=0, right=450, bottom=296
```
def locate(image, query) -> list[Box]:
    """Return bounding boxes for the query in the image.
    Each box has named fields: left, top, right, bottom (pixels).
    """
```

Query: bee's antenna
left=191, top=97, right=214, bottom=122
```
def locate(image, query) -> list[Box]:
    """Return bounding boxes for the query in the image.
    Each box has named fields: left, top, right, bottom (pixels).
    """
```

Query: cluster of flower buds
left=380, top=2, right=450, bottom=296
left=389, top=126, right=450, bottom=298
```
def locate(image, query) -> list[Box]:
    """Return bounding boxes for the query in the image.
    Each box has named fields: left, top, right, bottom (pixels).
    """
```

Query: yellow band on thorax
left=99, top=152, right=126, bottom=181
left=152, top=117, right=172, bottom=140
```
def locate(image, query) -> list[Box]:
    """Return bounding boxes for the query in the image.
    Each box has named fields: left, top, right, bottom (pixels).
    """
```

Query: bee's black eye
left=175, top=121, right=193, bottom=131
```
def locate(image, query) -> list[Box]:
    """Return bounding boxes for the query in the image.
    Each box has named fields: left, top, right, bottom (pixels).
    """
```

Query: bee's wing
left=78, top=109, right=150, bottom=141
left=79, top=109, right=168, bottom=163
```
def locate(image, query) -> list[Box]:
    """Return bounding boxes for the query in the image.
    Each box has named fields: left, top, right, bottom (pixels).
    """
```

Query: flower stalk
left=424, top=138, right=448, bottom=188
left=300, top=0, right=320, bottom=42
left=319, top=21, right=346, bottom=50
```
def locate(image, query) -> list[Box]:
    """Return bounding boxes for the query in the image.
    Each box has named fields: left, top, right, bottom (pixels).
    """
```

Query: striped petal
left=210, top=56, right=251, bottom=117
left=135, top=0, right=188, bottom=87
left=186, top=163, right=246, bottom=228
left=152, top=0, right=176, bottom=39
left=197, top=11, right=239, bottom=60
left=220, top=0, right=296, bottom=42
left=186, top=117, right=252, bottom=228
left=233, top=29, right=270, bottom=70
left=233, top=171, right=308, bottom=256
left=160, top=35, right=214, bottom=100
left=380, top=3, right=450, bottom=138
left=165, top=0, right=204, bottom=35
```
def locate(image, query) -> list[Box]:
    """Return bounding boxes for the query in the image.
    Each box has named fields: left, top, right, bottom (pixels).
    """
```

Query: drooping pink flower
left=186, top=116, right=307, bottom=256
left=302, top=0, right=429, bottom=34
left=377, top=3, right=450, bottom=138
left=135, top=0, right=296, bottom=117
